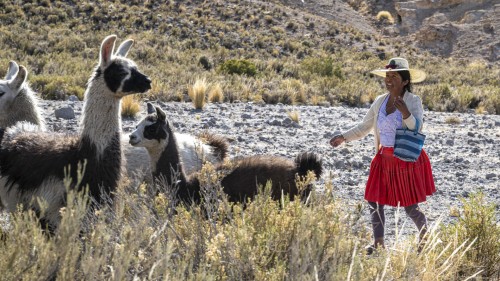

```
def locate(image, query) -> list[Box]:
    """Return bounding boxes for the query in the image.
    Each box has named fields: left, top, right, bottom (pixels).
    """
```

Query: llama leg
left=404, top=204, right=428, bottom=251
left=368, top=201, right=385, bottom=249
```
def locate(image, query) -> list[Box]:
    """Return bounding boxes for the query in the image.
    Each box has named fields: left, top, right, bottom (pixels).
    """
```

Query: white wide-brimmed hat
left=370, top=57, right=426, bottom=83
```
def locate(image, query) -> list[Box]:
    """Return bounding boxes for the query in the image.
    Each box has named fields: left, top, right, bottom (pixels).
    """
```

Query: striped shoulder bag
left=393, top=118, right=426, bottom=162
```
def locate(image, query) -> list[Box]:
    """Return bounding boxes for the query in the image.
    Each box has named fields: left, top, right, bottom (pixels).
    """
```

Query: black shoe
left=365, top=244, right=377, bottom=255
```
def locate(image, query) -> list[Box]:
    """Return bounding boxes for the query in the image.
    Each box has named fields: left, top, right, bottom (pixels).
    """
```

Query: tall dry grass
left=121, top=95, right=141, bottom=118
left=0, top=171, right=497, bottom=280
left=208, top=83, right=224, bottom=103
left=188, top=78, right=209, bottom=109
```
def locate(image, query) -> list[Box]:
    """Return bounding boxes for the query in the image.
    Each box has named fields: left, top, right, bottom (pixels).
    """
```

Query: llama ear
left=155, top=106, right=166, bottom=121
left=5, top=61, right=19, bottom=80
left=146, top=102, right=155, bottom=114
left=9, top=65, right=27, bottom=90
left=115, top=39, right=134, bottom=57
left=99, top=35, right=117, bottom=68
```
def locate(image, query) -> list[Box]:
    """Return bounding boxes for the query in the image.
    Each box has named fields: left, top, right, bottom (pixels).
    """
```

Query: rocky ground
left=1, top=98, right=498, bottom=242
left=35, top=98, right=500, bottom=241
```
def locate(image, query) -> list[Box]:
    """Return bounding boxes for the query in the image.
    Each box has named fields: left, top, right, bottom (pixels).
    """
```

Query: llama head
left=0, top=61, right=28, bottom=112
left=91, top=35, right=152, bottom=98
left=129, top=103, right=169, bottom=149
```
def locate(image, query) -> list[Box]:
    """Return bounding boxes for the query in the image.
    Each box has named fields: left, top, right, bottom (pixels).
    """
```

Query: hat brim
left=370, top=69, right=426, bottom=83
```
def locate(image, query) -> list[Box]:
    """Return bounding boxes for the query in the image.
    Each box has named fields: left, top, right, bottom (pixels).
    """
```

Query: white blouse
left=341, top=92, right=424, bottom=152
left=377, top=96, right=403, bottom=147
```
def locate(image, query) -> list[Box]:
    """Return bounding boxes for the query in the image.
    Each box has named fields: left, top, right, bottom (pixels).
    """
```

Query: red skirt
left=365, top=147, right=436, bottom=207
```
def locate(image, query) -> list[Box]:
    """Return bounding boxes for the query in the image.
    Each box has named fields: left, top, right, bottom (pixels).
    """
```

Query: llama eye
left=0, top=92, right=4, bottom=97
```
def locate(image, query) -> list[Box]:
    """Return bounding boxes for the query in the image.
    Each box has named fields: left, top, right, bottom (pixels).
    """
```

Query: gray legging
left=368, top=201, right=427, bottom=239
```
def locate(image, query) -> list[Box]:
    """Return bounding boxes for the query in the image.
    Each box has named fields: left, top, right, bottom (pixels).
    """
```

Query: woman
left=329, top=57, right=436, bottom=254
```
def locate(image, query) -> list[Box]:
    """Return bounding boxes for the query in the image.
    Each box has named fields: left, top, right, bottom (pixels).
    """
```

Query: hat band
left=385, top=64, right=405, bottom=70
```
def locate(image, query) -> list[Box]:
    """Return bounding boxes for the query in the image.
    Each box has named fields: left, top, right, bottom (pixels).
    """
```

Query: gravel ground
left=3, top=99, right=499, bottom=241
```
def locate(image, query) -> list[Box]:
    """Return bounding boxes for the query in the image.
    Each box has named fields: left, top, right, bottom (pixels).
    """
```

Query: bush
left=219, top=59, right=257, bottom=77
left=376, top=11, right=394, bottom=24
left=199, top=56, right=213, bottom=71
left=441, top=193, right=500, bottom=278
left=30, top=75, right=77, bottom=100
left=300, top=56, right=335, bottom=77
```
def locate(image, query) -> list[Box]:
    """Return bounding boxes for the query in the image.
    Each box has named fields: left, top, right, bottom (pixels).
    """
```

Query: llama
left=0, top=62, right=157, bottom=180
left=0, top=35, right=151, bottom=230
left=0, top=61, right=45, bottom=130
left=129, top=104, right=323, bottom=204
left=129, top=102, right=228, bottom=176
left=0, top=64, right=222, bottom=182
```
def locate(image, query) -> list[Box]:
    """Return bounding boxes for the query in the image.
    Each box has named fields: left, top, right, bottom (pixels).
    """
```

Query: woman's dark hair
left=397, top=70, right=412, bottom=93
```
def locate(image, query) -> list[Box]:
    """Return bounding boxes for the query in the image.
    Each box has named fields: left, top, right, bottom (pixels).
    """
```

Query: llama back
left=0, top=131, right=96, bottom=194
left=220, top=155, right=297, bottom=201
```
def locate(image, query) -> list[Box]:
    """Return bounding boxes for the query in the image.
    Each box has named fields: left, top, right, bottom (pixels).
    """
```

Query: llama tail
left=295, top=152, right=323, bottom=179
left=198, top=131, right=229, bottom=161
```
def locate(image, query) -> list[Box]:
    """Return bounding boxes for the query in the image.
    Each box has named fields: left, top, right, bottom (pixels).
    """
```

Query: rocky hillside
left=283, top=0, right=500, bottom=63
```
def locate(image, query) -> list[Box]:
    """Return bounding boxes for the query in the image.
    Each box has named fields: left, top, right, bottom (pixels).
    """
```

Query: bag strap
left=413, top=118, right=420, bottom=135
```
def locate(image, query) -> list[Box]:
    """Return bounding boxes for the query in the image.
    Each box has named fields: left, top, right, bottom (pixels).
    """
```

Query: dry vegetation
left=0, top=174, right=498, bottom=280
left=376, top=11, right=395, bottom=25
left=0, top=0, right=499, bottom=279
left=0, top=0, right=498, bottom=114
left=121, top=95, right=141, bottom=117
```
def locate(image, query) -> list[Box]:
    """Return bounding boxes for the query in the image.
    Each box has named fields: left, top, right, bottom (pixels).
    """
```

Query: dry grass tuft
left=376, top=11, right=395, bottom=24
left=445, top=116, right=461, bottom=124
left=287, top=110, right=300, bottom=123
left=208, top=83, right=224, bottom=103
left=121, top=95, right=141, bottom=118
left=188, top=78, right=209, bottom=109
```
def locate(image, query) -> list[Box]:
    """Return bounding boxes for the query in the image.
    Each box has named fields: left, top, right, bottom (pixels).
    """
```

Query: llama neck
left=151, top=130, right=188, bottom=187
left=151, top=130, right=201, bottom=203
left=80, top=81, right=121, bottom=157
left=2, top=88, right=44, bottom=129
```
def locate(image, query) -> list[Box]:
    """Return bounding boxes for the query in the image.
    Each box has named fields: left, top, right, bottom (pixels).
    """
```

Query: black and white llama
left=0, top=35, right=151, bottom=229
left=129, top=103, right=228, bottom=176
left=129, top=104, right=323, bottom=204
left=0, top=61, right=45, bottom=130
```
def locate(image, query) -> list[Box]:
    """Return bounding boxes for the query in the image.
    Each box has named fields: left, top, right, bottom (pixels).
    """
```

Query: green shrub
left=29, top=70, right=86, bottom=100
left=301, top=56, right=335, bottom=77
left=219, top=59, right=257, bottom=77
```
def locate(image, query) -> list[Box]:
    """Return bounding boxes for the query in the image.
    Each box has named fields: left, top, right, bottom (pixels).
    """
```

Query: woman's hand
left=394, top=96, right=411, bottom=119
left=329, top=135, right=345, bottom=148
